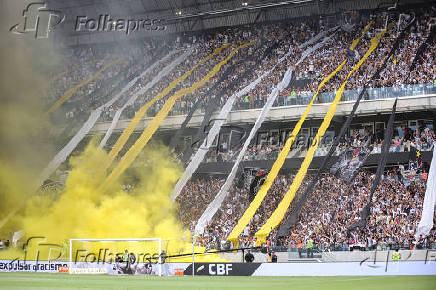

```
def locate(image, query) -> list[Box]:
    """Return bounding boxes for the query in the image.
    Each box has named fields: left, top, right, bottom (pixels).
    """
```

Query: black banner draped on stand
left=348, top=98, right=397, bottom=231
left=409, top=24, right=436, bottom=72
left=276, top=16, right=416, bottom=239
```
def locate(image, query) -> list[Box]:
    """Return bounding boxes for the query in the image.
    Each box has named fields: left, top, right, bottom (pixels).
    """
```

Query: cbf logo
left=10, top=2, right=65, bottom=38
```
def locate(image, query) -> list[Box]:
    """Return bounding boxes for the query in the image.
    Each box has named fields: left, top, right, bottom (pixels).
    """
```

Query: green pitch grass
left=0, top=272, right=435, bottom=289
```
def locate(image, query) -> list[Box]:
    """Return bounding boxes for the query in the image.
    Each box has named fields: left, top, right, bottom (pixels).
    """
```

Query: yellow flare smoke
left=0, top=1, right=224, bottom=263
left=0, top=0, right=57, bottom=235
left=0, top=141, right=222, bottom=262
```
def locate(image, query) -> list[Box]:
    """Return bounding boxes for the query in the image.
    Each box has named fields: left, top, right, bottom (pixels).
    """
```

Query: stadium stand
left=43, top=6, right=436, bottom=251
left=1, top=0, right=436, bottom=284
left=48, top=9, right=436, bottom=123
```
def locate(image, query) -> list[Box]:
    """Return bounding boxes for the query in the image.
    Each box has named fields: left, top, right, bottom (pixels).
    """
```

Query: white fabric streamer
left=298, top=26, right=338, bottom=49
left=100, top=48, right=193, bottom=147
left=39, top=49, right=185, bottom=186
left=170, top=67, right=275, bottom=201
left=415, top=145, right=436, bottom=238
left=170, top=32, right=329, bottom=202
left=194, top=32, right=337, bottom=235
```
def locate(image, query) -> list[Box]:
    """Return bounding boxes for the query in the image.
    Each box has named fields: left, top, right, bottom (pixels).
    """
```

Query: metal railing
left=234, top=82, right=436, bottom=109
left=270, top=243, right=436, bottom=253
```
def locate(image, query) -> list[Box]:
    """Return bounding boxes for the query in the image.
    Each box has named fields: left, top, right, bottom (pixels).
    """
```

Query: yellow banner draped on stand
left=254, top=26, right=389, bottom=246
left=226, top=22, right=373, bottom=248
left=47, top=59, right=124, bottom=113
left=100, top=41, right=253, bottom=192
left=49, top=70, right=69, bottom=83
left=106, top=43, right=232, bottom=166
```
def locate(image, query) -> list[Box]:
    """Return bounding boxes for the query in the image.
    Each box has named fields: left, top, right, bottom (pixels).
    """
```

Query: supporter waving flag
left=330, top=146, right=372, bottom=184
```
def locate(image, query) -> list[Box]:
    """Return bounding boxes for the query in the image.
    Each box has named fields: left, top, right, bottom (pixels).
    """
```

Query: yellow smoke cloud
left=0, top=0, right=57, bottom=234
left=1, top=140, right=222, bottom=262
left=0, top=0, right=224, bottom=264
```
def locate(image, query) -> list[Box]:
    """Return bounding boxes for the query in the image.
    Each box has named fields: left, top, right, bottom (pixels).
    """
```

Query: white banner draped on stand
left=298, top=26, right=339, bottom=49
left=99, top=48, right=194, bottom=147
left=39, top=49, right=184, bottom=186
left=170, top=67, right=276, bottom=201
left=194, top=32, right=337, bottom=235
left=415, top=144, right=436, bottom=238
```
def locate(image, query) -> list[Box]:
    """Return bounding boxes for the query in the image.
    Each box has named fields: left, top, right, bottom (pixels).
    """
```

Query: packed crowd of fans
left=379, top=10, right=436, bottom=87
left=48, top=40, right=165, bottom=123
left=285, top=8, right=436, bottom=107
left=47, top=7, right=435, bottom=129
left=45, top=6, right=436, bottom=252
left=276, top=170, right=434, bottom=251
left=202, top=124, right=435, bottom=163
left=177, top=165, right=433, bottom=251
left=177, top=177, right=225, bottom=230
left=177, top=123, right=435, bottom=250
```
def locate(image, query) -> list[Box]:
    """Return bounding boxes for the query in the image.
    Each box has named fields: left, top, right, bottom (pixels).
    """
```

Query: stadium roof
left=47, top=0, right=431, bottom=18
left=46, top=0, right=432, bottom=45
left=48, top=0, right=316, bottom=18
